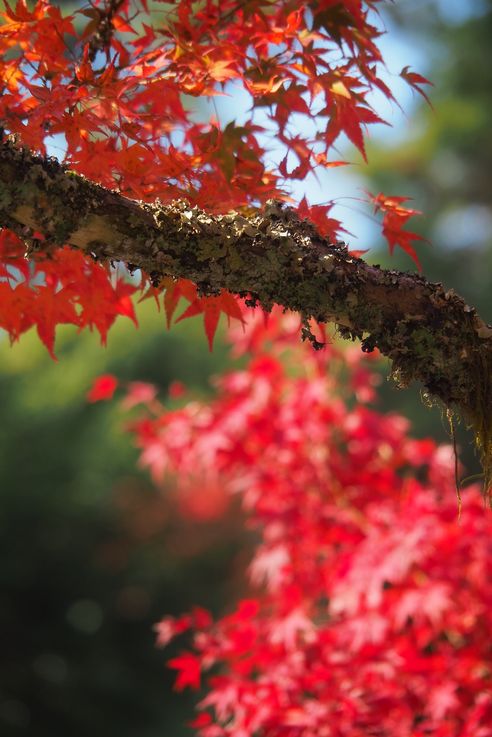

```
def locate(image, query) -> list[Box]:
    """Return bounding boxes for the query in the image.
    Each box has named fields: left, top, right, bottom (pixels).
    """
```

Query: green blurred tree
left=0, top=306, right=245, bottom=737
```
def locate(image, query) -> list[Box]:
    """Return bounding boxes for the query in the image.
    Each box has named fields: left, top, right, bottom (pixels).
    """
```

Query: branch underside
left=0, top=136, right=491, bottom=469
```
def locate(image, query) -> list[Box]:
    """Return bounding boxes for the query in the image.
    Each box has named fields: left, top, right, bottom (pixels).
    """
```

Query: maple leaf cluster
left=0, top=230, right=136, bottom=356
left=91, top=311, right=492, bottom=737
left=0, top=0, right=429, bottom=353
left=368, top=192, right=426, bottom=270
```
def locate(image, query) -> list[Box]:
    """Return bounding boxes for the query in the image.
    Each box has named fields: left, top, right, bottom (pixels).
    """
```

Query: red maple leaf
left=87, top=374, right=119, bottom=402
left=168, top=653, right=202, bottom=691
left=401, top=65, right=434, bottom=108
left=367, top=191, right=426, bottom=269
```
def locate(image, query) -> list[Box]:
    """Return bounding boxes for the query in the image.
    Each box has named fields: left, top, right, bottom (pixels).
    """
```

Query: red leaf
left=168, top=653, right=201, bottom=691
left=176, top=290, right=245, bottom=350
left=400, top=65, right=434, bottom=108
left=367, top=191, right=426, bottom=270
left=87, top=374, right=118, bottom=402
left=298, top=196, right=349, bottom=242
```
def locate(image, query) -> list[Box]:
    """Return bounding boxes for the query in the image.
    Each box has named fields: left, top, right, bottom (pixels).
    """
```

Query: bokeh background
left=1, top=0, right=491, bottom=735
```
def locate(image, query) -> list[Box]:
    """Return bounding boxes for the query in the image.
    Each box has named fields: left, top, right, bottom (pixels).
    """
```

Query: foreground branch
left=1, top=136, right=491, bottom=472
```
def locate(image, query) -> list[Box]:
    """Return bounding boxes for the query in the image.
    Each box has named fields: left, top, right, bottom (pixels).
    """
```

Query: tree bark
left=0, top=135, right=491, bottom=448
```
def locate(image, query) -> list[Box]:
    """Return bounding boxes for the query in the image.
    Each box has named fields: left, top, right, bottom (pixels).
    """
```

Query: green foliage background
left=0, top=305, right=240, bottom=737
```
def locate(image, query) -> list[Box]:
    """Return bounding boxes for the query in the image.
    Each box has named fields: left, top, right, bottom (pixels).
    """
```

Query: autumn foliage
left=0, top=0, right=428, bottom=354
left=97, top=311, right=492, bottom=737
left=2, top=0, right=488, bottom=734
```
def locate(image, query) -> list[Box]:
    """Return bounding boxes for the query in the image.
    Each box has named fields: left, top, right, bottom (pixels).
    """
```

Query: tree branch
left=87, top=0, right=126, bottom=61
left=0, top=136, right=491, bottom=458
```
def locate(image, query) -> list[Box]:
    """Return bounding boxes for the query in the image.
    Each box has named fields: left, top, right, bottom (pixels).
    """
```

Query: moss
left=464, top=353, right=492, bottom=501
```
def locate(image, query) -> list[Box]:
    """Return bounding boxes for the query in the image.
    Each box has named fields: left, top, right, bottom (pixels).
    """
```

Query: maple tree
left=1, top=0, right=492, bottom=733
left=0, top=0, right=490, bottom=436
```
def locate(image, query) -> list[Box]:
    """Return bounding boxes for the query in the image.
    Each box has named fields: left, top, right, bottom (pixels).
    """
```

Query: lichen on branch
left=0, top=136, right=491, bottom=486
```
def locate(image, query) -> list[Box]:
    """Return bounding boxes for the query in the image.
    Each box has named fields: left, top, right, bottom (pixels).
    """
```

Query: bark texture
left=0, top=135, right=491, bottom=457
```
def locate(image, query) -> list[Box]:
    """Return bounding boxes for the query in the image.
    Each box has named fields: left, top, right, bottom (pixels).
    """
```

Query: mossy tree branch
left=1, top=135, right=491, bottom=474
